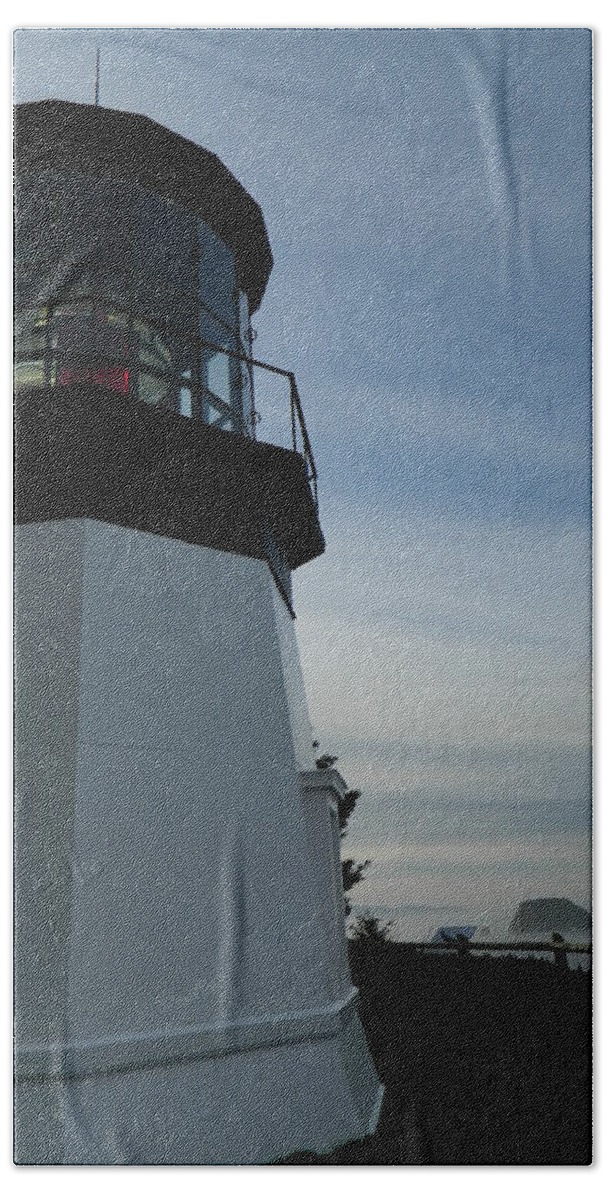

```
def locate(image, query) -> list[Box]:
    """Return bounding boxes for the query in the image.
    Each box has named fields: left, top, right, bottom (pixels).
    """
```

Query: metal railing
left=199, top=336, right=319, bottom=511
left=14, top=299, right=319, bottom=512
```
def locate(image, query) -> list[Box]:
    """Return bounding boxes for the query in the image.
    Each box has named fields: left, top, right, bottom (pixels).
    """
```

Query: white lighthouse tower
left=14, top=100, right=383, bottom=1164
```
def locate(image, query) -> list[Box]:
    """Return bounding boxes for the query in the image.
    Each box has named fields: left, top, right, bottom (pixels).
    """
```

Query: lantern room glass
left=14, top=169, right=251, bottom=436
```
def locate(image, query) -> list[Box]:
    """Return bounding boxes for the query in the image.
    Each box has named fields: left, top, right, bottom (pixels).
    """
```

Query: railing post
left=249, top=362, right=257, bottom=441
left=289, top=375, right=297, bottom=453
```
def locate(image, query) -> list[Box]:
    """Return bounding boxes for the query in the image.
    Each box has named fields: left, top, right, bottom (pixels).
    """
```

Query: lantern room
left=14, top=99, right=276, bottom=437
left=14, top=99, right=323, bottom=601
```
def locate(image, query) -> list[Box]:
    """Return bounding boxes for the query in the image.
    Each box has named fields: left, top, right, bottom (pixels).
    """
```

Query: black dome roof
left=14, top=99, right=273, bottom=313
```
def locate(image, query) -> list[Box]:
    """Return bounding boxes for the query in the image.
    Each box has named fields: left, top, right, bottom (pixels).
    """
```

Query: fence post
left=551, top=933, right=568, bottom=971
left=456, top=934, right=471, bottom=959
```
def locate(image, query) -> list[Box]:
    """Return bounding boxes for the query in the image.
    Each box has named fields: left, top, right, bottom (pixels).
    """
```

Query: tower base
left=14, top=518, right=383, bottom=1163
left=16, top=992, right=383, bottom=1164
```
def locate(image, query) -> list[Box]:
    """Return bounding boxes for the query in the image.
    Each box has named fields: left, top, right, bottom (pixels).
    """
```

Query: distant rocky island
left=508, top=898, right=591, bottom=934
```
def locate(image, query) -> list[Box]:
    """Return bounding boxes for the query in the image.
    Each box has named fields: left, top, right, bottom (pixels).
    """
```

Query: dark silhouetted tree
left=315, top=750, right=370, bottom=916
left=349, top=911, right=394, bottom=942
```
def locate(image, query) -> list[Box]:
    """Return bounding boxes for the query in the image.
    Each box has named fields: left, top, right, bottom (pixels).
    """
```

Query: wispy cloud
left=348, top=833, right=591, bottom=912
left=349, top=833, right=591, bottom=870
left=296, top=606, right=589, bottom=751
left=296, top=504, right=590, bottom=649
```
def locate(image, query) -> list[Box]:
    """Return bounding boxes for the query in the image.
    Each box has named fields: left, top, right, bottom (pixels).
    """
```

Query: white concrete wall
left=14, top=519, right=383, bottom=1163
left=66, top=521, right=330, bottom=1040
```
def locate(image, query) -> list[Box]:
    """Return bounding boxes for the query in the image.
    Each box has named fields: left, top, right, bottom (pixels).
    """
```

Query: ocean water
left=348, top=902, right=482, bottom=943
left=347, top=903, right=591, bottom=970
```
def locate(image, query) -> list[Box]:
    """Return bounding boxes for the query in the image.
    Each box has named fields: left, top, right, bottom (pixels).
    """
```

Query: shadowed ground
left=280, top=942, right=592, bottom=1165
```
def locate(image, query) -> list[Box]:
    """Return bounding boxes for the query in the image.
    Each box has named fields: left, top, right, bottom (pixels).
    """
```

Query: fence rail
left=395, top=940, right=592, bottom=967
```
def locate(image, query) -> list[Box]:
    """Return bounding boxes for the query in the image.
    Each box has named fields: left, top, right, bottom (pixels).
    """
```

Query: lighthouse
left=13, top=100, right=383, bottom=1164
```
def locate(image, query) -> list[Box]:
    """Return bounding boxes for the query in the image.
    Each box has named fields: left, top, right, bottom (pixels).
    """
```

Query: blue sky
left=14, top=27, right=592, bottom=923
